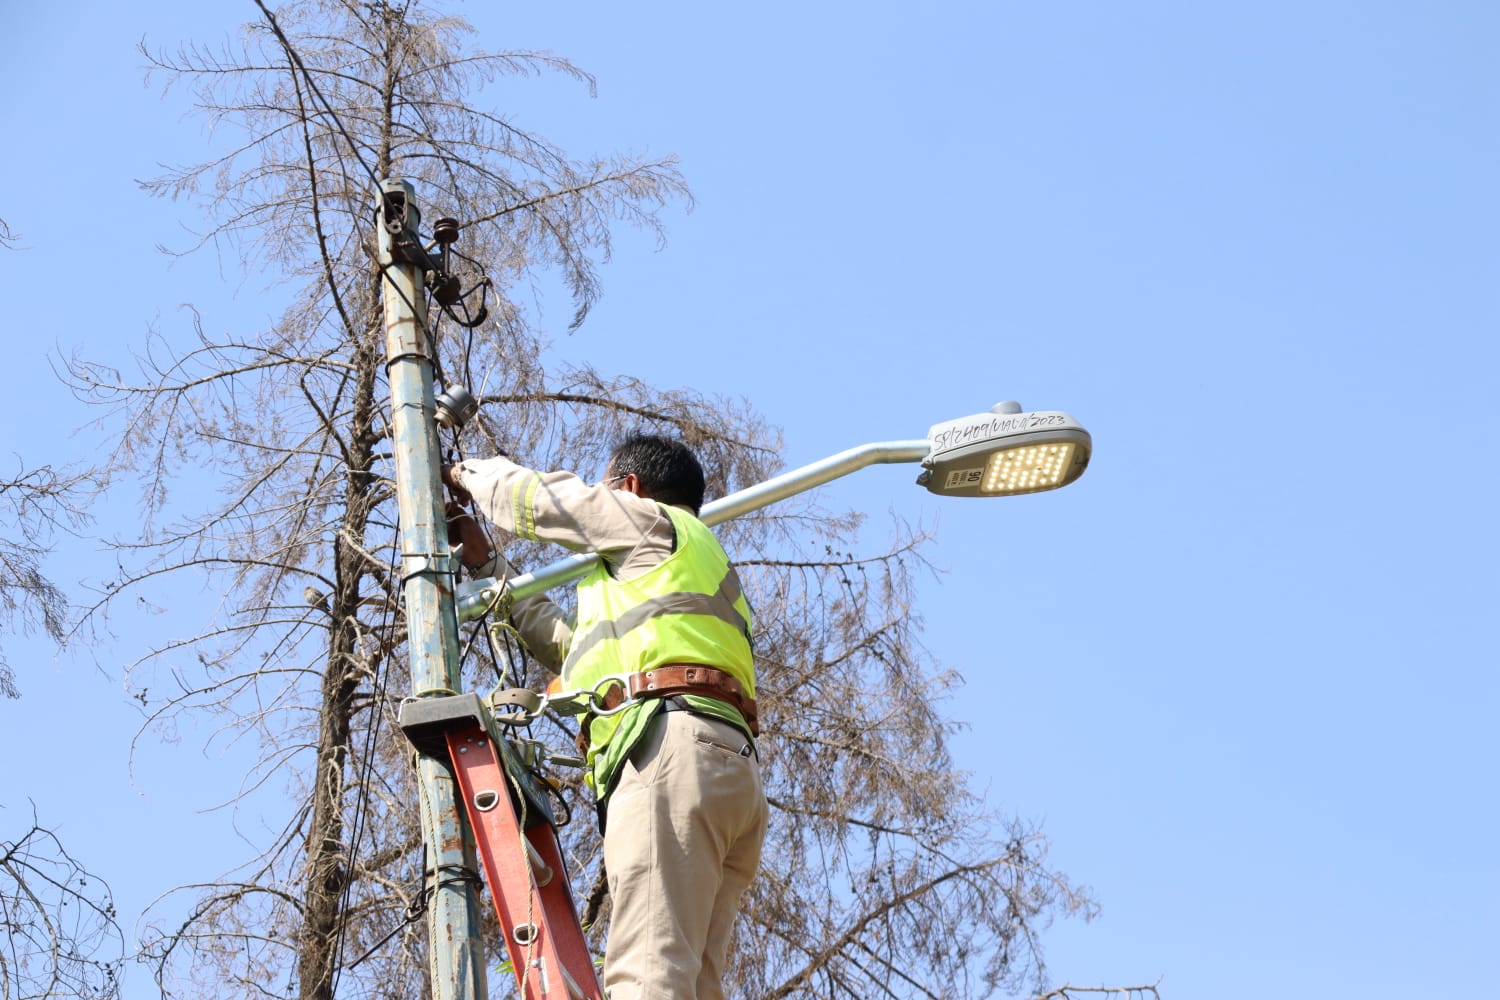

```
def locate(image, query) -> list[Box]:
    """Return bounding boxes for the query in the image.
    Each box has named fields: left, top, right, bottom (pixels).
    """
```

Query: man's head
left=606, top=433, right=706, bottom=514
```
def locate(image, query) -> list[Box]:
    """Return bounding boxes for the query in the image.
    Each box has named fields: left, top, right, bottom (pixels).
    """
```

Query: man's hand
left=441, top=463, right=473, bottom=505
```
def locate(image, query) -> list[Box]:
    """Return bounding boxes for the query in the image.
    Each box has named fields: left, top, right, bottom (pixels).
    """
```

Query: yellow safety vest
left=563, top=504, right=754, bottom=800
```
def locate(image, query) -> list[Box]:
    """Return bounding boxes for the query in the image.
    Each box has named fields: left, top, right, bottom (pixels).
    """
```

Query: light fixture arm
left=700, top=439, right=930, bottom=527
left=489, top=439, right=931, bottom=602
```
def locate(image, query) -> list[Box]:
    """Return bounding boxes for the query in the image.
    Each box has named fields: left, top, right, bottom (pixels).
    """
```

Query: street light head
left=918, top=401, right=1091, bottom=498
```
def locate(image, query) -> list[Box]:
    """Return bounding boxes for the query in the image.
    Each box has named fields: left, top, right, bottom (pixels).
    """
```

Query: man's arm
left=446, top=455, right=674, bottom=575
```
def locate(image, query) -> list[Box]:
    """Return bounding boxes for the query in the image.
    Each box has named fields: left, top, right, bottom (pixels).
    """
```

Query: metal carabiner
left=585, top=673, right=636, bottom=717
left=539, top=673, right=635, bottom=718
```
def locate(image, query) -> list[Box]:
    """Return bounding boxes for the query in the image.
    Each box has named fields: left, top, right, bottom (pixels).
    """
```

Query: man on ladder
left=445, top=433, right=766, bottom=1000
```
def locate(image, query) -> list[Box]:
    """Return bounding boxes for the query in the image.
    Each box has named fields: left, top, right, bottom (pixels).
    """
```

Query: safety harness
left=571, top=663, right=759, bottom=756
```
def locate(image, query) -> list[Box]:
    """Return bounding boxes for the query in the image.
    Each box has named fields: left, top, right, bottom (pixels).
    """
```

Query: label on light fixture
left=943, top=467, right=986, bottom=490
left=928, top=410, right=1077, bottom=457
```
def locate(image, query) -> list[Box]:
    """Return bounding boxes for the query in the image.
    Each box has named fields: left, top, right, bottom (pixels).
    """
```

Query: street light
left=457, top=401, right=1090, bottom=612
left=917, top=400, right=1091, bottom=498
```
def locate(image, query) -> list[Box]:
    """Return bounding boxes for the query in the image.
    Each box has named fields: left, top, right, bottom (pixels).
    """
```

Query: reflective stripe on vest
left=562, top=566, right=750, bottom=669
left=561, top=505, right=753, bottom=688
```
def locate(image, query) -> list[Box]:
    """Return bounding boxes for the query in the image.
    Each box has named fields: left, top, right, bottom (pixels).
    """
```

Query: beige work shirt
left=449, top=455, right=686, bottom=673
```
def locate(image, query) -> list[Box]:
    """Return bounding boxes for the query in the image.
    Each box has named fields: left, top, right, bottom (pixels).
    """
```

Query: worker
left=443, top=433, right=767, bottom=1000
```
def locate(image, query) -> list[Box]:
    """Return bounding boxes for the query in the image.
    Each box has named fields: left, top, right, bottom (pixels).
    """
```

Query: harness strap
left=576, top=664, right=760, bottom=755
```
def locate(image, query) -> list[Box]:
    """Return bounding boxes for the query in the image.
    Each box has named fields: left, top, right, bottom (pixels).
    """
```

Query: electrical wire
left=329, top=519, right=405, bottom=995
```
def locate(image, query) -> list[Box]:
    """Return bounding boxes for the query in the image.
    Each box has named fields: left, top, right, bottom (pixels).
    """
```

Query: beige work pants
left=602, top=708, right=768, bottom=1000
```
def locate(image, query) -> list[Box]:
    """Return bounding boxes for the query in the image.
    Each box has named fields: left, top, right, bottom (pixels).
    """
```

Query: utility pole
left=377, top=177, right=489, bottom=1000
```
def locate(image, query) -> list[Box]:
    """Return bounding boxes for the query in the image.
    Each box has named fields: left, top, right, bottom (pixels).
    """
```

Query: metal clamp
left=455, top=576, right=505, bottom=622
left=399, top=550, right=456, bottom=586
left=488, top=686, right=543, bottom=726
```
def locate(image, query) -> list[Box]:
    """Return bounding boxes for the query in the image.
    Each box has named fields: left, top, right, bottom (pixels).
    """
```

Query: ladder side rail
left=445, top=727, right=604, bottom=1000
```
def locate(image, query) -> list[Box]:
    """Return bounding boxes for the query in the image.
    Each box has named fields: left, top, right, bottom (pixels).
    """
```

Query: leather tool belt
left=578, top=664, right=760, bottom=754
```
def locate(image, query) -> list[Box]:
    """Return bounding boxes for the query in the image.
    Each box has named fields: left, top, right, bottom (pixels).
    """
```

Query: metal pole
left=377, top=178, right=488, bottom=1000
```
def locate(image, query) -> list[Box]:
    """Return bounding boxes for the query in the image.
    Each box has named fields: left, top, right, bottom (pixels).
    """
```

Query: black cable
left=329, top=522, right=405, bottom=994
left=340, top=861, right=484, bottom=972
left=463, top=311, right=479, bottom=402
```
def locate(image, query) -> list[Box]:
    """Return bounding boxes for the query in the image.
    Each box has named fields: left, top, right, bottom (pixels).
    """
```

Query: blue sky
left=4, top=3, right=1497, bottom=998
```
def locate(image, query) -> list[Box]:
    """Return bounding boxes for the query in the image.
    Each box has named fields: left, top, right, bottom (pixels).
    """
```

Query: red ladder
left=401, top=693, right=605, bottom=1000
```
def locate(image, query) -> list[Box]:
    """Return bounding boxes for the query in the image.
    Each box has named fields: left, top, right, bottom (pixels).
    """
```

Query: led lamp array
left=982, top=443, right=1077, bottom=494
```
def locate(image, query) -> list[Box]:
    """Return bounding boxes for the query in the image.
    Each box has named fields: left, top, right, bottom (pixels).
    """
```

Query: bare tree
left=66, top=2, right=1095, bottom=997
left=0, top=805, right=125, bottom=1000
left=1036, top=987, right=1162, bottom=1000
left=0, top=461, right=99, bottom=699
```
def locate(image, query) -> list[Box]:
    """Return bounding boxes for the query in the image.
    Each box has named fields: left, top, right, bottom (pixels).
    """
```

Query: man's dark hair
left=609, top=433, right=706, bottom=513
